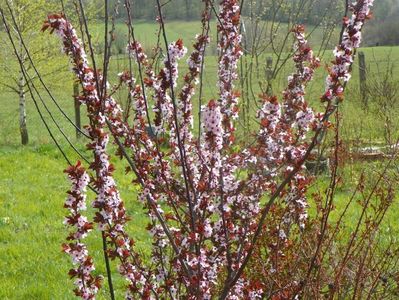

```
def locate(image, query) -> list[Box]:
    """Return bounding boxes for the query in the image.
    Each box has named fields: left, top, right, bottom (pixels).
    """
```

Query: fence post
left=358, top=51, right=368, bottom=106
left=266, top=56, right=273, bottom=95
left=74, top=82, right=81, bottom=139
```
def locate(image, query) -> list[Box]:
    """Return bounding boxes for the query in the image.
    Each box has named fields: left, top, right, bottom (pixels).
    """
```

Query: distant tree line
left=108, top=0, right=342, bottom=24
left=102, top=0, right=399, bottom=46
left=363, top=0, right=399, bottom=46
left=106, top=0, right=397, bottom=24
left=111, top=0, right=203, bottom=21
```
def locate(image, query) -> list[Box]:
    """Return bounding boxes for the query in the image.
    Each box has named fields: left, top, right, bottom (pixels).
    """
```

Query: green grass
left=1, top=18, right=399, bottom=298
left=0, top=146, right=84, bottom=299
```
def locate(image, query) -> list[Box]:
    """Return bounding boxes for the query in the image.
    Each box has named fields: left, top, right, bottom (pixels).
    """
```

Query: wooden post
left=266, top=56, right=273, bottom=95
left=74, top=82, right=81, bottom=139
left=358, top=51, right=368, bottom=106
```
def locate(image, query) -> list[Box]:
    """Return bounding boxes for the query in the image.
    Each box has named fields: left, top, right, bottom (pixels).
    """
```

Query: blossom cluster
left=63, top=161, right=101, bottom=300
left=126, top=41, right=148, bottom=64
left=201, top=99, right=224, bottom=188
left=176, top=6, right=210, bottom=145
left=43, top=14, right=154, bottom=297
left=322, top=0, right=374, bottom=102
left=283, top=25, right=320, bottom=135
left=217, top=0, right=243, bottom=143
left=165, top=39, right=187, bottom=87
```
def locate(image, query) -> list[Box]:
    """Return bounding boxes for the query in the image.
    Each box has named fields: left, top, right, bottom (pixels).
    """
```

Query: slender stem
left=294, top=107, right=341, bottom=297
left=77, top=0, right=101, bottom=96
left=96, top=3, right=117, bottom=298
left=101, top=0, right=109, bottom=99
left=155, top=0, right=197, bottom=232
left=101, top=232, right=115, bottom=300
left=124, top=0, right=154, bottom=131
left=197, top=1, right=211, bottom=143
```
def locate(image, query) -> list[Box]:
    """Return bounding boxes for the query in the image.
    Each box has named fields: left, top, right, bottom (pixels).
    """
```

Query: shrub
left=4, top=0, right=391, bottom=299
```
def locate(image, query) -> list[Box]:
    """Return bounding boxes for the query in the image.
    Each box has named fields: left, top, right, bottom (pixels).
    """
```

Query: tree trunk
left=18, top=72, right=28, bottom=145
left=185, top=0, right=190, bottom=20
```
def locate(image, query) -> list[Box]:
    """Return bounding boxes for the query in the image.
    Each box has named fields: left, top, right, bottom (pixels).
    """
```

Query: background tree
left=0, top=0, right=104, bottom=145
left=363, top=0, right=399, bottom=46
left=0, top=0, right=61, bottom=145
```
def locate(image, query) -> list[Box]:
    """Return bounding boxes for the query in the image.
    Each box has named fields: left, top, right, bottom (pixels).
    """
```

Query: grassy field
left=1, top=18, right=399, bottom=298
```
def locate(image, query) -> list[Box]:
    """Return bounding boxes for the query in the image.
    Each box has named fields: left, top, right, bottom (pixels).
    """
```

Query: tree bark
left=18, top=71, right=28, bottom=145
left=185, top=0, right=190, bottom=20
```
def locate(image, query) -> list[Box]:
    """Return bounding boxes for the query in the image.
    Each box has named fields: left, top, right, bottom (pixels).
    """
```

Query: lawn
left=1, top=17, right=399, bottom=298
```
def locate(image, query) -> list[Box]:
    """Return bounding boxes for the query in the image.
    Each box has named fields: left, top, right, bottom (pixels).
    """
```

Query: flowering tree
left=2, top=0, right=377, bottom=298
